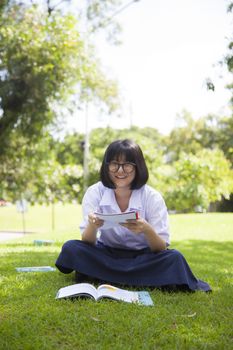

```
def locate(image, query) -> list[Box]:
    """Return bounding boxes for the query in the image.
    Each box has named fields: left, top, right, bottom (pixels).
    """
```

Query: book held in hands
left=56, top=283, right=154, bottom=306
left=94, top=210, right=139, bottom=229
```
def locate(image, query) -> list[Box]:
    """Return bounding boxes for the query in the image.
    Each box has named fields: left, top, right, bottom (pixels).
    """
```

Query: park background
left=0, top=1, right=233, bottom=349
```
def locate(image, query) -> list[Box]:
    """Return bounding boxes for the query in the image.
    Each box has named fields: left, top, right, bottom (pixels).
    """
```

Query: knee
left=168, top=249, right=185, bottom=262
left=61, top=240, right=80, bottom=254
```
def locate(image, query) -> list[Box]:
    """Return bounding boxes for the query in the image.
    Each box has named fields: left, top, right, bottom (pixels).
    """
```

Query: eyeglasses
left=107, top=161, right=136, bottom=174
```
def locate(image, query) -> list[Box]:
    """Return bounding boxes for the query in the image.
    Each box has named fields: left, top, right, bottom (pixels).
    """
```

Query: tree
left=165, top=111, right=233, bottom=166
left=54, top=133, right=85, bottom=166
left=0, top=130, right=85, bottom=204
left=15, top=0, right=123, bottom=41
left=51, top=126, right=164, bottom=201
left=164, top=110, right=204, bottom=162
left=214, top=116, right=233, bottom=165
left=162, top=149, right=233, bottom=212
left=0, top=2, right=119, bottom=202
left=33, top=161, right=83, bottom=204
left=0, top=4, right=118, bottom=151
left=225, top=2, right=233, bottom=105
left=0, top=133, right=55, bottom=202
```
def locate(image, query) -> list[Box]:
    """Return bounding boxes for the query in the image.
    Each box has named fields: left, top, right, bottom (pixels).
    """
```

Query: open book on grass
left=94, top=211, right=138, bottom=229
left=56, top=283, right=154, bottom=306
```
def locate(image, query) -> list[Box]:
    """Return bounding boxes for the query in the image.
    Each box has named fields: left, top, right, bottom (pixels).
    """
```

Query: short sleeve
left=79, top=183, right=102, bottom=234
left=145, top=189, right=170, bottom=246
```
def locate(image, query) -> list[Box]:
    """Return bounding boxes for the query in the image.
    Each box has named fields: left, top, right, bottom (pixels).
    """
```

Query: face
left=108, top=156, right=136, bottom=190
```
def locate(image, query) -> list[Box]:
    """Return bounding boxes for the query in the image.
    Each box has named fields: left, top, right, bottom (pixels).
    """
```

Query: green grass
left=0, top=205, right=233, bottom=350
left=0, top=203, right=82, bottom=242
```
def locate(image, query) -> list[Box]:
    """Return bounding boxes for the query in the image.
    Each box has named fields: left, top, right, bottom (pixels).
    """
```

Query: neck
left=114, top=187, right=132, bottom=212
left=114, top=187, right=132, bottom=198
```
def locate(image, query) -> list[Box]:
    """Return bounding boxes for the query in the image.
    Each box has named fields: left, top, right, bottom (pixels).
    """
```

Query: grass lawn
left=0, top=205, right=232, bottom=350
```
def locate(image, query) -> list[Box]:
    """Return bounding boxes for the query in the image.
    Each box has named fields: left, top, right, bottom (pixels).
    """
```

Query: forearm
left=144, top=224, right=167, bottom=252
left=81, top=213, right=104, bottom=244
left=121, top=218, right=167, bottom=252
left=82, top=224, right=97, bottom=244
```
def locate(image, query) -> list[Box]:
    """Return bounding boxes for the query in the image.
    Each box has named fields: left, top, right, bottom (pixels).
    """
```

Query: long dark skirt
left=55, top=240, right=211, bottom=292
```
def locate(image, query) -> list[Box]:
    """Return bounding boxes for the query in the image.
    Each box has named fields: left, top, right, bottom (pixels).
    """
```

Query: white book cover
left=94, top=211, right=138, bottom=229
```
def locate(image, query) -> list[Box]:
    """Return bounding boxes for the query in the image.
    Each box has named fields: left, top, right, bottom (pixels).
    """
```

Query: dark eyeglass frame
left=107, top=161, right=136, bottom=174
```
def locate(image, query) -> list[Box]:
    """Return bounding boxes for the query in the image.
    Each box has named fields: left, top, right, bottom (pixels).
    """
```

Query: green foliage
left=33, top=162, right=83, bottom=205
left=225, top=1, right=233, bottom=105
left=0, top=133, right=54, bottom=202
left=165, top=111, right=206, bottom=162
left=0, top=2, right=119, bottom=204
left=52, top=127, right=164, bottom=202
left=163, top=149, right=233, bottom=212
left=11, top=0, right=123, bottom=43
left=0, top=0, right=232, bottom=210
left=165, top=112, right=233, bottom=166
left=55, top=133, right=85, bottom=166
left=216, top=115, right=233, bottom=165
left=0, top=132, right=84, bottom=204
left=0, top=5, right=84, bottom=146
left=1, top=122, right=233, bottom=211
left=228, top=1, right=233, bottom=12
left=0, top=2, right=119, bottom=150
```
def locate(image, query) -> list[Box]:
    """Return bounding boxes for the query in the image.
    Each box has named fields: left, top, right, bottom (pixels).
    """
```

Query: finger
left=126, top=219, right=137, bottom=223
left=88, top=214, right=97, bottom=225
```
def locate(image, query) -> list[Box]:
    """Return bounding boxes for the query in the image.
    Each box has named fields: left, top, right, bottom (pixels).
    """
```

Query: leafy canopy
left=0, top=3, right=118, bottom=150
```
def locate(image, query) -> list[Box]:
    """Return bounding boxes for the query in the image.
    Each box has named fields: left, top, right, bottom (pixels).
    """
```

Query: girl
left=55, top=139, right=211, bottom=292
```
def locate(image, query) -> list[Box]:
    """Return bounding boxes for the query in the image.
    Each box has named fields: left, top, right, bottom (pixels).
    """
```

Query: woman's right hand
left=82, top=213, right=104, bottom=244
left=88, top=213, right=104, bottom=229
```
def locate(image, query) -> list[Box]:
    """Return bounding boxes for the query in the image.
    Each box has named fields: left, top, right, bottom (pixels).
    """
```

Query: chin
left=114, top=182, right=131, bottom=189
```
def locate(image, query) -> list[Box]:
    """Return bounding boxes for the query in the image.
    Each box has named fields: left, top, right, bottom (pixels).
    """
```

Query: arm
left=80, top=183, right=104, bottom=244
left=121, top=218, right=166, bottom=252
left=121, top=188, right=169, bottom=252
left=82, top=214, right=103, bottom=244
left=141, top=219, right=167, bottom=252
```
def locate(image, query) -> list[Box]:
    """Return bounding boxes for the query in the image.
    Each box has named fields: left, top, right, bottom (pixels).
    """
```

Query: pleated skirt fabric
left=55, top=240, right=211, bottom=292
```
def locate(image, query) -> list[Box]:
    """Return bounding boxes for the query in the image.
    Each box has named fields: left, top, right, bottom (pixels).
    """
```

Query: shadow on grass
left=0, top=246, right=72, bottom=308
left=172, top=240, right=233, bottom=269
left=171, top=240, right=233, bottom=290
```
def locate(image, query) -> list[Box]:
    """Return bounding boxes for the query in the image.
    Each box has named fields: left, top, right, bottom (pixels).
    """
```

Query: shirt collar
left=99, top=186, right=143, bottom=212
left=99, top=187, right=117, bottom=209
left=128, top=188, right=143, bottom=211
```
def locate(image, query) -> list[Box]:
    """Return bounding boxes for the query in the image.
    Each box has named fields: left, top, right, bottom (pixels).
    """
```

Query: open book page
left=96, top=284, right=139, bottom=303
left=94, top=211, right=138, bottom=229
left=56, top=283, right=98, bottom=300
left=56, top=283, right=154, bottom=305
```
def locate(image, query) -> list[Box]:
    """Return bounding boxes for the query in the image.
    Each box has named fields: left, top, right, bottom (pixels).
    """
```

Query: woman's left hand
left=121, top=216, right=167, bottom=251
left=120, top=217, right=149, bottom=234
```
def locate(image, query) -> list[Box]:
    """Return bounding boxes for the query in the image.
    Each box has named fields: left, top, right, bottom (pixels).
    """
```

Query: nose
left=117, top=164, right=124, bottom=172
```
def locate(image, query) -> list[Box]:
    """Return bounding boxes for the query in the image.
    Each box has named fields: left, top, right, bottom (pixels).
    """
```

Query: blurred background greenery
left=0, top=0, right=232, bottom=214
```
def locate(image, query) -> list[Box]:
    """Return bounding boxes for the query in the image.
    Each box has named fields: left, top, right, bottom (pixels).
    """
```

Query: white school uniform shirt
left=80, top=181, right=170, bottom=250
